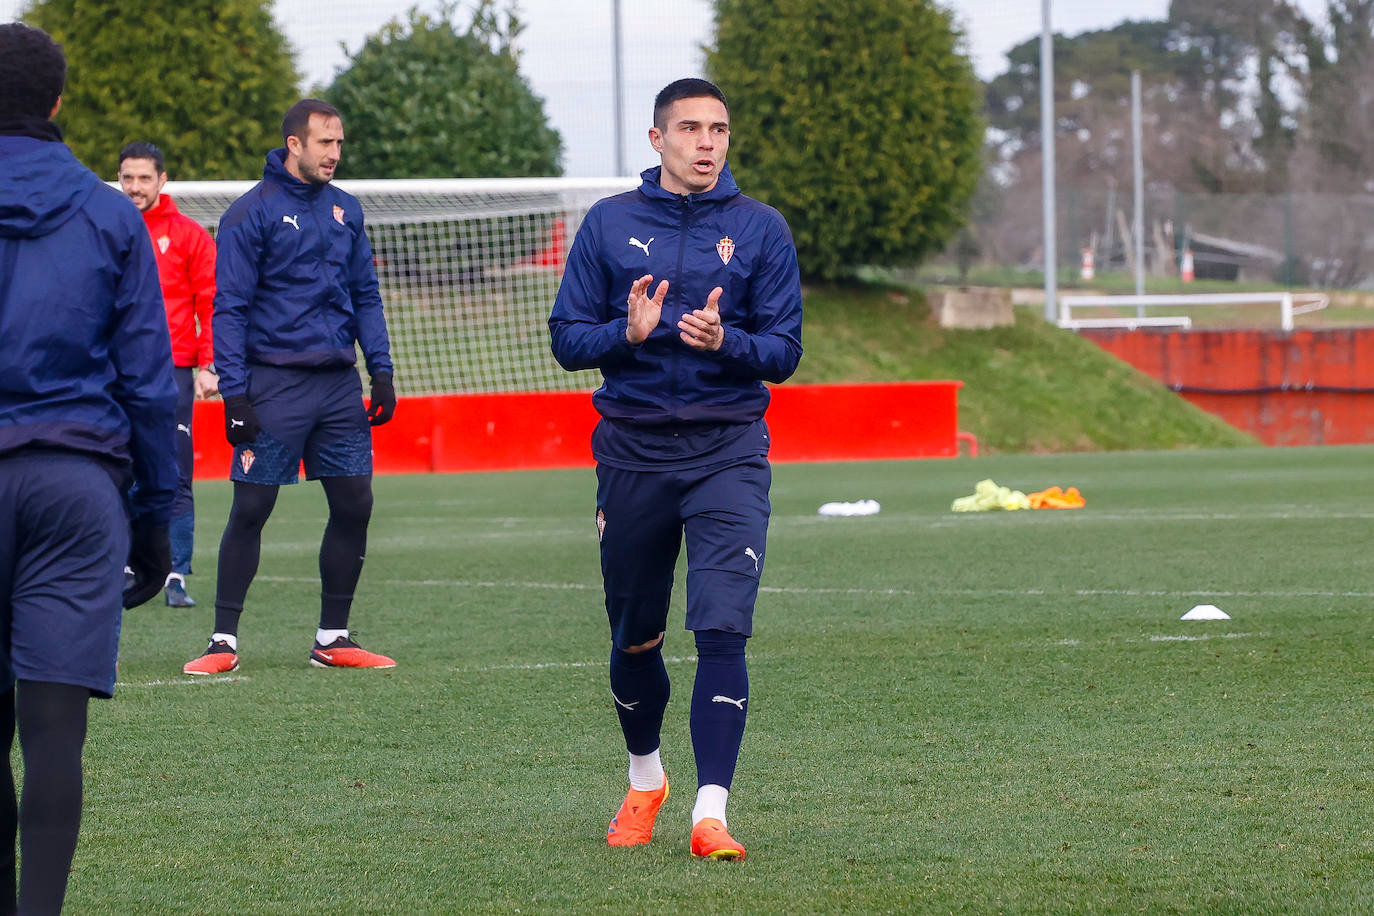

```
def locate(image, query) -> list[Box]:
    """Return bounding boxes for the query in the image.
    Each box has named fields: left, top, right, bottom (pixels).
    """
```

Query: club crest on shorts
left=157, top=235, right=170, bottom=254
left=716, top=236, right=735, bottom=266
left=596, top=508, right=606, bottom=542
left=333, top=205, right=346, bottom=225
left=239, top=448, right=255, bottom=474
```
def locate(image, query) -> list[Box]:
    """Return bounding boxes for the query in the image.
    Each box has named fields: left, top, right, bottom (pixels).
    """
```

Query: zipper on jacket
left=670, top=194, right=693, bottom=416
left=309, top=194, right=339, bottom=347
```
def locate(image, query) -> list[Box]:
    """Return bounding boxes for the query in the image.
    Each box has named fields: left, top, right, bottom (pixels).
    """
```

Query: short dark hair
left=653, top=78, right=728, bottom=129
left=281, top=98, right=342, bottom=144
left=0, top=23, right=66, bottom=119
left=119, top=141, right=165, bottom=174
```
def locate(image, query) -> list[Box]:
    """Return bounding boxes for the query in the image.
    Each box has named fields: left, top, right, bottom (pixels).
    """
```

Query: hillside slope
left=791, top=283, right=1257, bottom=454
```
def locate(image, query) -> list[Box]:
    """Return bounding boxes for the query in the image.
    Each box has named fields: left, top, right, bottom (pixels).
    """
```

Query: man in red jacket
left=118, top=142, right=218, bottom=608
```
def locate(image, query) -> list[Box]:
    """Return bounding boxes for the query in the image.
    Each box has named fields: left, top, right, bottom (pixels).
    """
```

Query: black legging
left=318, top=475, right=373, bottom=630
left=0, top=681, right=90, bottom=916
left=215, top=476, right=374, bottom=634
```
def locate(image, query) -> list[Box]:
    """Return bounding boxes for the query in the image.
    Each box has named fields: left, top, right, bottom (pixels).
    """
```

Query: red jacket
left=141, top=194, right=215, bottom=368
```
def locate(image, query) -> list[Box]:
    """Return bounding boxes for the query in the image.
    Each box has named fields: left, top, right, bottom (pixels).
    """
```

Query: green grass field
left=70, top=446, right=1374, bottom=913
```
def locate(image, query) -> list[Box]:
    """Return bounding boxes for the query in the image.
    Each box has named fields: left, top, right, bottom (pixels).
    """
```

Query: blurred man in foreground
left=0, top=22, right=176, bottom=912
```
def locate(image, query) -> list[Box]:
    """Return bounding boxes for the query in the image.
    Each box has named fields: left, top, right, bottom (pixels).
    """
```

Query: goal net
left=161, top=177, right=637, bottom=395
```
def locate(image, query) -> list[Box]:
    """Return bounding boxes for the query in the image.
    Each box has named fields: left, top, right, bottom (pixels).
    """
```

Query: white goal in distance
left=1057, top=291, right=1329, bottom=332
left=160, top=177, right=637, bottom=395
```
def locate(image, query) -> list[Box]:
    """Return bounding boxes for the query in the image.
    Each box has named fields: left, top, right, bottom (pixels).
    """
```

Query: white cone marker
left=1181, top=604, right=1230, bottom=621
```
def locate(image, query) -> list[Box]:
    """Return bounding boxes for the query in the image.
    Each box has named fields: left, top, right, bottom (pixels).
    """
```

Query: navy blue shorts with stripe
left=595, top=456, right=771, bottom=649
left=0, top=451, right=127, bottom=698
left=231, top=364, right=372, bottom=485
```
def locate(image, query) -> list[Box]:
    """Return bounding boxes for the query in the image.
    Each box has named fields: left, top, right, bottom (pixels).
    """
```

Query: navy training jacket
left=213, top=149, right=393, bottom=398
left=0, top=134, right=178, bottom=523
left=549, top=165, right=803, bottom=427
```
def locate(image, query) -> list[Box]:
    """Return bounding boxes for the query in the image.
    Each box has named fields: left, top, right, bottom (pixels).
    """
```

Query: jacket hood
left=0, top=137, right=102, bottom=239
left=264, top=148, right=325, bottom=197
left=639, top=163, right=741, bottom=204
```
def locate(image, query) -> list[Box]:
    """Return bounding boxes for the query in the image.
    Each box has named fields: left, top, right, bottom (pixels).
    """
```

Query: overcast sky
left=2, top=0, right=1336, bottom=177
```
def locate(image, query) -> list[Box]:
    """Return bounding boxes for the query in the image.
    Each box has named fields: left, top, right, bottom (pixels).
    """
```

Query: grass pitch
left=70, top=446, right=1374, bottom=913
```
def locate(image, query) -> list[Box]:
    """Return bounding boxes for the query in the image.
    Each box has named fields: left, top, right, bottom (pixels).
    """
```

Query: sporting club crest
left=239, top=449, right=255, bottom=474
left=596, top=508, right=606, bottom=542
left=716, top=236, right=735, bottom=266
left=333, top=205, right=346, bottom=225
left=157, top=236, right=171, bottom=254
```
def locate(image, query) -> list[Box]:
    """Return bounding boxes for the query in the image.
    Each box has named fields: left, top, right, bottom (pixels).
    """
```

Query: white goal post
left=1057, top=291, right=1329, bottom=332
left=157, top=177, right=637, bottom=396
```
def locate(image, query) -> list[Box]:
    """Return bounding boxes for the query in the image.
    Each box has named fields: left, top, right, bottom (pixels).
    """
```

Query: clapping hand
left=678, top=286, right=724, bottom=351
left=626, top=274, right=670, bottom=345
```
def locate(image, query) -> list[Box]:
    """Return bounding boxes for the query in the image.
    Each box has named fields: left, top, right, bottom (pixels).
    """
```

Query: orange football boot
left=309, top=635, right=396, bottom=669
left=183, top=639, right=239, bottom=676
left=690, top=818, right=745, bottom=860
left=606, top=778, right=669, bottom=847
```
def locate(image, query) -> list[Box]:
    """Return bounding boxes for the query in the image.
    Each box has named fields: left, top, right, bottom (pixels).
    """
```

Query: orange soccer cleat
left=309, top=635, right=396, bottom=669
left=183, top=639, right=239, bottom=676
left=606, top=778, right=669, bottom=847
left=690, top=818, right=745, bottom=860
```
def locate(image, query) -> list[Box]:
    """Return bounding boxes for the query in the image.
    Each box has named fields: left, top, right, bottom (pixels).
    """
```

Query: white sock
left=316, top=628, right=349, bottom=647
left=692, top=784, right=729, bottom=827
left=210, top=632, right=238, bottom=651
left=165, top=572, right=185, bottom=587
left=627, top=749, right=665, bottom=791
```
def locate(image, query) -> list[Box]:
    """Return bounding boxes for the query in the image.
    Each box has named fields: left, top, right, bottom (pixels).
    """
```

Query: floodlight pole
left=1132, top=70, right=1145, bottom=305
left=612, top=0, right=626, bottom=176
left=1040, top=0, right=1057, bottom=323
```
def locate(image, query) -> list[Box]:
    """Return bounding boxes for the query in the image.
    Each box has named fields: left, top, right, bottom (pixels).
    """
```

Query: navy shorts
left=595, top=456, right=771, bottom=649
left=230, top=365, right=372, bottom=485
left=0, top=451, right=127, bottom=698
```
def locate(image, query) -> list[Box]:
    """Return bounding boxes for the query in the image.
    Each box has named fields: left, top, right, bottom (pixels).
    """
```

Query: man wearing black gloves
left=0, top=23, right=177, bottom=912
left=185, top=98, right=397, bottom=676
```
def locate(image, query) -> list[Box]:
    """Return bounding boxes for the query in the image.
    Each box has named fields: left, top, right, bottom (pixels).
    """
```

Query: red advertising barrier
left=191, top=380, right=964, bottom=478
left=1078, top=328, right=1374, bottom=446
left=763, top=381, right=962, bottom=462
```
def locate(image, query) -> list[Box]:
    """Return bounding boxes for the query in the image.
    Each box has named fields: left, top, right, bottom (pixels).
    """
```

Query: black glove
left=223, top=393, right=261, bottom=445
left=122, top=516, right=171, bottom=609
left=367, top=371, right=396, bottom=426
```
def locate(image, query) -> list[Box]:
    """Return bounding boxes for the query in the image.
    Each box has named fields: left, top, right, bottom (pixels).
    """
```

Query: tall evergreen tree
left=24, top=0, right=300, bottom=179
left=1295, top=0, right=1374, bottom=190
left=985, top=3, right=1317, bottom=196
left=707, top=0, right=983, bottom=280
left=986, top=23, right=1215, bottom=188
left=1167, top=0, right=1310, bottom=190
left=323, top=2, right=561, bottom=178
